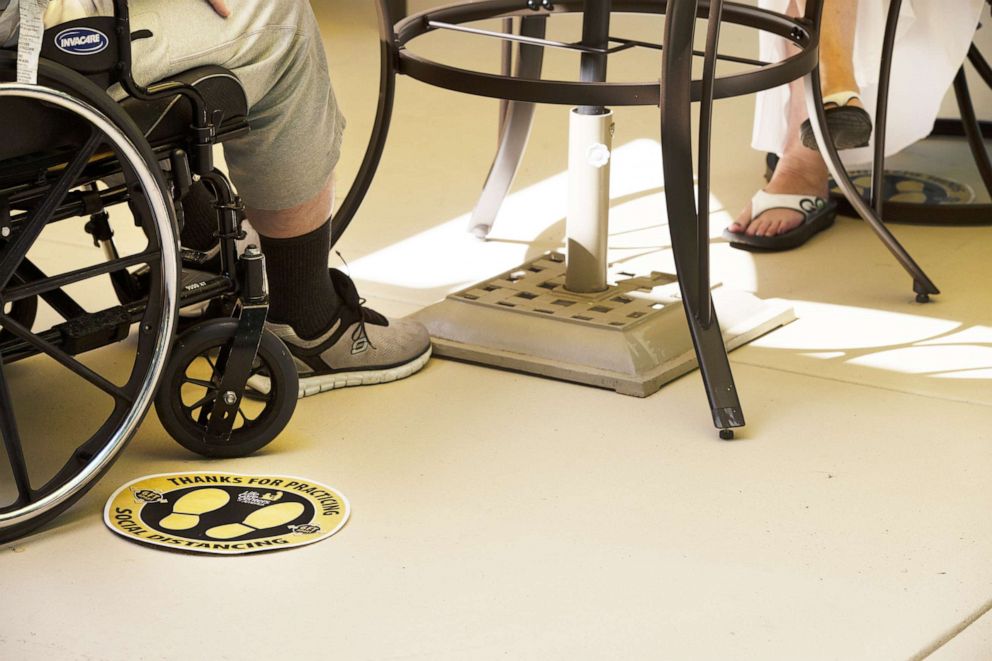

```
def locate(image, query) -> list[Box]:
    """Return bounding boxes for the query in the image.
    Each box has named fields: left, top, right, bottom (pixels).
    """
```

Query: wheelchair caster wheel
left=719, top=429, right=735, bottom=441
left=155, top=318, right=298, bottom=458
left=0, top=297, right=38, bottom=344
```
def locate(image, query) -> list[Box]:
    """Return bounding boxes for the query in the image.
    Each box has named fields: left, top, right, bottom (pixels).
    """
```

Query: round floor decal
left=831, top=170, right=975, bottom=205
left=104, top=472, right=350, bottom=554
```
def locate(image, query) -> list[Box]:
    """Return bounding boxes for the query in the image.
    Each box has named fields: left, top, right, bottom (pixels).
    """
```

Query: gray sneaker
left=251, top=269, right=432, bottom=399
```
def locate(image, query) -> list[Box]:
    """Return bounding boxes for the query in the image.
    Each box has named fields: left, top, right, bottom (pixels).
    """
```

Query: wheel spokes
left=0, top=129, right=105, bottom=290
left=182, top=376, right=216, bottom=390
left=184, top=391, right=217, bottom=414
left=2, top=251, right=161, bottom=304
left=236, top=406, right=263, bottom=426
left=0, top=360, right=32, bottom=505
left=12, top=259, right=87, bottom=321
left=0, top=313, right=133, bottom=405
left=181, top=350, right=272, bottom=429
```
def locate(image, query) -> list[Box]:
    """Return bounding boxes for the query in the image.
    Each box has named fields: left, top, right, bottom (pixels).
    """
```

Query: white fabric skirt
left=752, top=0, right=986, bottom=164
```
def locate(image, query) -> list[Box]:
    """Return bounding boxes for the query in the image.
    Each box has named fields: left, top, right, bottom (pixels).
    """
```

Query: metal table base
left=332, top=0, right=938, bottom=438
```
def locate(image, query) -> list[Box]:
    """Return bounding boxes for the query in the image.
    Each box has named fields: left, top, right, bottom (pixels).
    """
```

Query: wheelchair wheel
left=155, top=319, right=298, bottom=459
left=0, top=59, right=179, bottom=543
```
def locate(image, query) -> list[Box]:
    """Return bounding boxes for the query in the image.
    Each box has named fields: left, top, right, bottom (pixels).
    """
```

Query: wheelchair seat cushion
left=119, top=65, right=249, bottom=147
left=0, top=64, right=248, bottom=165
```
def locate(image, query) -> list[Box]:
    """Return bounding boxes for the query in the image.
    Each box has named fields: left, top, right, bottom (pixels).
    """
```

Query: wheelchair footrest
left=57, top=306, right=131, bottom=355
left=180, top=268, right=235, bottom=308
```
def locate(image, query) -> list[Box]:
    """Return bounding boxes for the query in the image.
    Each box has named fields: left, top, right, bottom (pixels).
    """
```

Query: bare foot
left=729, top=160, right=830, bottom=238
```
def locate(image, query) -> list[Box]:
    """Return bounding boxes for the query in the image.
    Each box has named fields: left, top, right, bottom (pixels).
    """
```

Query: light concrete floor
left=2, top=2, right=991, bottom=659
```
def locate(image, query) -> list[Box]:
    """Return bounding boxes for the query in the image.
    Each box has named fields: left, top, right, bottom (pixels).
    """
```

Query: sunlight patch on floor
left=751, top=301, right=992, bottom=382
left=848, top=345, right=992, bottom=378
left=346, top=138, right=746, bottom=301
left=751, top=301, right=962, bottom=351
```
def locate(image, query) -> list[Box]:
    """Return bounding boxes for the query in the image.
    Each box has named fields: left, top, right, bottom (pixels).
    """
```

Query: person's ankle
left=767, top=158, right=829, bottom=194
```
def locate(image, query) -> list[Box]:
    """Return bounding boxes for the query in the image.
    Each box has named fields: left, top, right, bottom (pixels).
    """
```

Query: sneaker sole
left=247, top=346, right=432, bottom=400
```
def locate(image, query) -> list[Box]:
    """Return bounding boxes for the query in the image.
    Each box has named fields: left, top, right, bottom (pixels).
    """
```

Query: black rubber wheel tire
left=0, top=297, right=38, bottom=345
left=155, top=318, right=298, bottom=459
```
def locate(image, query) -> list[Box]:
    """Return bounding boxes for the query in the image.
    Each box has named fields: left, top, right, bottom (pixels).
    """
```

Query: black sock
left=259, top=220, right=341, bottom=339
left=179, top=181, right=220, bottom=252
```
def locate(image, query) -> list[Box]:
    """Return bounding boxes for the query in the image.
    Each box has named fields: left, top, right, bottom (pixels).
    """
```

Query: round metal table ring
left=393, top=0, right=820, bottom=107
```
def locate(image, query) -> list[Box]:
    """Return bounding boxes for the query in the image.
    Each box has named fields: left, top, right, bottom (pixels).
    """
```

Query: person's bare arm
left=206, top=0, right=230, bottom=18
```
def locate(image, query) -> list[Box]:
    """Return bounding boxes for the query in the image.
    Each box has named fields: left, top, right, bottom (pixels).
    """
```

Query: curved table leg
left=498, top=17, right=514, bottom=139
left=468, top=15, right=547, bottom=238
left=869, top=0, right=902, bottom=216
left=963, top=44, right=992, bottom=199
left=803, top=69, right=940, bottom=301
left=954, top=66, right=992, bottom=202
left=661, top=0, right=744, bottom=437
left=802, top=0, right=937, bottom=301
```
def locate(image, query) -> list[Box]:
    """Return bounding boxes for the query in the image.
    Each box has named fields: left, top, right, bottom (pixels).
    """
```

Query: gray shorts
left=127, top=0, right=345, bottom=211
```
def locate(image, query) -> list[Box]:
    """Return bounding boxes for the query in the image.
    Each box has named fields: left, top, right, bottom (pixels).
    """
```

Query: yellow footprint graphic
left=159, top=488, right=231, bottom=531
left=205, top=502, right=305, bottom=540
left=891, top=192, right=928, bottom=203
left=896, top=180, right=925, bottom=193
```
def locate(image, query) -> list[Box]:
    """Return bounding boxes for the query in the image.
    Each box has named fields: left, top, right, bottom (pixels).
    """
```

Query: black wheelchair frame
left=0, top=0, right=299, bottom=542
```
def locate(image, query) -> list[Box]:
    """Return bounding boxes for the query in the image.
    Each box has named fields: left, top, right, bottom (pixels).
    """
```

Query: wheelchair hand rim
left=0, top=82, right=179, bottom=529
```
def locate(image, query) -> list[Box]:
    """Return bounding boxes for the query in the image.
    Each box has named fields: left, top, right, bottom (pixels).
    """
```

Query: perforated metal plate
left=451, top=252, right=682, bottom=331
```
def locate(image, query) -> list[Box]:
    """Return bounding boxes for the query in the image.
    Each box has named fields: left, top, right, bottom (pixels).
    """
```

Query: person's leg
left=730, top=0, right=858, bottom=239
left=251, top=178, right=337, bottom=340
left=125, top=0, right=343, bottom=332
left=247, top=179, right=334, bottom=239
left=818, top=0, right=860, bottom=102
left=729, top=77, right=829, bottom=238
left=128, top=0, right=430, bottom=391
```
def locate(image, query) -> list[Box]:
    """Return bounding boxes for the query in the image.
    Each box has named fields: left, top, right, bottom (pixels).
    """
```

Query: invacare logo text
left=54, top=28, right=110, bottom=56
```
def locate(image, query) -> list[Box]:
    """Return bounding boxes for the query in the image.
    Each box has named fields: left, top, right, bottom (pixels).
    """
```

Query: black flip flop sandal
left=800, top=91, right=873, bottom=151
left=723, top=190, right=838, bottom=252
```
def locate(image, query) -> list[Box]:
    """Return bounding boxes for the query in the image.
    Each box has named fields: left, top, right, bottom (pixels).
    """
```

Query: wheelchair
left=0, top=0, right=302, bottom=542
